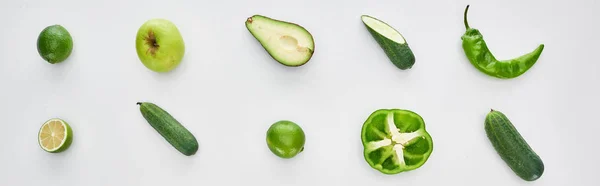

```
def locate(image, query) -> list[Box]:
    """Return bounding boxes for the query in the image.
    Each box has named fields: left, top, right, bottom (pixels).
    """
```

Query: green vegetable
left=137, top=102, right=198, bottom=156
left=245, top=15, right=315, bottom=67
left=461, top=5, right=544, bottom=79
left=266, top=120, right=305, bottom=159
left=361, top=109, right=433, bottom=174
left=361, top=15, right=415, bottom=70
left=485, top=109, right=544, bottom=181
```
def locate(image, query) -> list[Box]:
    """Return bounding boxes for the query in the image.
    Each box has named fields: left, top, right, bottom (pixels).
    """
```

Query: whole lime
left=37, top=25, right=73, bottom=64
left=266, top=120, right=305, bottom=158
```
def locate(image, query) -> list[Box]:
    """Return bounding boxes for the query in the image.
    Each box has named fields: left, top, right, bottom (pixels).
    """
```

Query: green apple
left=135, top=19, right=185, bottom=72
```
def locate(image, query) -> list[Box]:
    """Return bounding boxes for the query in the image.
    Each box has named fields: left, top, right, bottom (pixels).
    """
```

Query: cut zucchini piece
left=361, top=15, right=415, bottom=70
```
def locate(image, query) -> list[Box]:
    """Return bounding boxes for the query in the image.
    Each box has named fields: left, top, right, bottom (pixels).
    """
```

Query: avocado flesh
left=246, top=15, right=315, bottom=66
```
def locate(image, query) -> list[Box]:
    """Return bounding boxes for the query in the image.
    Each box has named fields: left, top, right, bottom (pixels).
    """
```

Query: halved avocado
left=246, top=15, right=315, bottom=67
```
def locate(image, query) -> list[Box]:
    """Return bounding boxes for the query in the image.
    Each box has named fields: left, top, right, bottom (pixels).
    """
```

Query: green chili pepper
left=461, top=5, right=545, bottom=79
left=361, top=109, right=433, bottom=174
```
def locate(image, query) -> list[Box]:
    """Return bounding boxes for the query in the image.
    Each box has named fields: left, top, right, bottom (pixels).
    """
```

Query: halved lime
left=38, top=118, right=73, bottom=153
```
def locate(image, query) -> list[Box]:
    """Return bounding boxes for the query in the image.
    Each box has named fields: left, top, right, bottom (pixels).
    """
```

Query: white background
left=0, top=0, right=598, bottom=185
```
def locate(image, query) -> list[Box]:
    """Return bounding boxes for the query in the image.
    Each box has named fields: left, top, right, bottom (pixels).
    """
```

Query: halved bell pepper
left=361, top=109, right=434, bottom=174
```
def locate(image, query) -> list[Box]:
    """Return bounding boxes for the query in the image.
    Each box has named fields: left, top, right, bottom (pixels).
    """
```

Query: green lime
left=266, top=120, right=305, bottom=158
left=37, top=25, right=73, bottom=64
left=38, top=118, right=73, bottom=153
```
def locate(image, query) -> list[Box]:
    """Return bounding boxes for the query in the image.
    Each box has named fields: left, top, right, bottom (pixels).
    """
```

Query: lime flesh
left=38, top=118, right=73, bottom=153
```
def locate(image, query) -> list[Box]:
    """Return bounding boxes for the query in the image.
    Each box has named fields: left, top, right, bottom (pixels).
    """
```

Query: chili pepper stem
left=464, top=5, right=471, bottom=30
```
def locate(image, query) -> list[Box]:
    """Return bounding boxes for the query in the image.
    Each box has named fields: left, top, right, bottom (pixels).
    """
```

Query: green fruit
left=485, top=110, right=544, bottom=181
left=137, top=102, right=198, bottom=156
left=361, top=109, right=433, bottom=174
left=266, top=120, right=306, bottom=158
left=245, top=15, right=315, bottom=67
left=461, top=5, right=544, bottom=79
left=361, top=15, right=415, bottom=70
left=135, top=19, right=185, bottom=73
left=38, top=118, right=73, bottom=153
left=36, top=25, right=73, bottom=64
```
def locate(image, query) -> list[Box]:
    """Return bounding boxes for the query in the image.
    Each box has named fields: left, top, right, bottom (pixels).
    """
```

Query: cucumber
left=137, top=102, right=198, bottom=156
left=485, top=110, right=544, bottom=181
left=361, top=15, right=415, bottom=70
